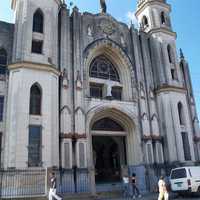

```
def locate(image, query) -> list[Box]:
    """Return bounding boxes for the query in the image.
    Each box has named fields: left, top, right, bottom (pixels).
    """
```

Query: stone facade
left=0, top=0, right=199, bottom=193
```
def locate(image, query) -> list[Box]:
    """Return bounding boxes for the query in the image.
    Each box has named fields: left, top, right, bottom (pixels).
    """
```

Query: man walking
left=123, top=174, right=130, bottom=198
left=49, top=172, right=62, bottom=200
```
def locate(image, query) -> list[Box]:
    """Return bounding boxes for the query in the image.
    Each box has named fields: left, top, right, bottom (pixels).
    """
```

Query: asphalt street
left=100, top=193, right=200, bottom=200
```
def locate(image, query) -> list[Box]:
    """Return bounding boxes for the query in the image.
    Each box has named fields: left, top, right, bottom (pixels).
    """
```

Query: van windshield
left=171, top=168, right=187, bottom=179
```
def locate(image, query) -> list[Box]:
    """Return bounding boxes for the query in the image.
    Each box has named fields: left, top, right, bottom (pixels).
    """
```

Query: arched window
left=167, top=44, right=174, bottom=64
left=33, top=9, right=44, bottom=33
left=89, top=56, right=120, bottom=82
left=30, top=84, right=42, bottom=115
left=142, top=16, right=149, bottom=27
left=92, top=117, right=124, bottom=132
left=161, top=12, right=166, bottom=24
left=178, top=102, right=185, bottom=125
left=0, top=48, right=7, bottom=75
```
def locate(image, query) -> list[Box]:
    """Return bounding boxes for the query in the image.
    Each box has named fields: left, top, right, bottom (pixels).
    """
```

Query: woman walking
left=131, top=173, right=142, bottom=199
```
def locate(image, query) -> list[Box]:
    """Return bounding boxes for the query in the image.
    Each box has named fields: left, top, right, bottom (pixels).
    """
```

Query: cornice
left=8, top=61, right=60, bottom=76
left=136, top=1, right=171, bottom=17
left=155, top=85, right=187, bottom=95
left=148, top=27, right=177, bottom=38
left=11, top=0, right=62, bottom=10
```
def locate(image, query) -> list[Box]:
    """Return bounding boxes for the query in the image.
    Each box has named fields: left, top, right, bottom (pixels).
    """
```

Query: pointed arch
left=84, top=38, right=136, bottom=102
left=0, top=48, right=7, bottom=75
left=141, top=113, right=148, bottom=120
left=29, top=83, right=42, bottom=115
left=89, top=55, right=120, bottom=82
left=161, top=11, right=166, bottom=24
left=151, top=113, right=158, bottom=121
left=167, top=44, right=174, bottom=64
left=178, top=102, right=185, bottom=125
left=92, top=117, right=125, bottom=132
left=75, top=106, right=85, bottom=115
left=33, top=8, right=44, bottom=33
left=142, top=15, right=149, bottom=27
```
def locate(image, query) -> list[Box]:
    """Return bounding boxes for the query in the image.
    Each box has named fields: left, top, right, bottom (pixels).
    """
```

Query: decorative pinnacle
left=180, top=48, right=185, bottom=59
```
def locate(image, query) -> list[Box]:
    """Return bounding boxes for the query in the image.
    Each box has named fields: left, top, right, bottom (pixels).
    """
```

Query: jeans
left=132, top=184, right=140, bottom=197
left=123, top=183, right=130, bottom=197
left=49, top=188, right=62, bottom=200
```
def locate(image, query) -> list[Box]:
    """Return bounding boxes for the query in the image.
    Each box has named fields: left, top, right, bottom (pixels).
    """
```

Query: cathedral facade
left=0, top=0, right=200, bottom=193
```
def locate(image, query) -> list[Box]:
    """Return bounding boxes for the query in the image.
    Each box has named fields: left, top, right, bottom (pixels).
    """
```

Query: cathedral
left=0, top=0, right=200, bottom=194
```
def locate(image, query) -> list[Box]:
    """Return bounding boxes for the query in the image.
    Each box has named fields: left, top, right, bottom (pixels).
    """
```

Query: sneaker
left=132, top=195, right=136, bottom=199
left=138, top=194, right=142, bottom=198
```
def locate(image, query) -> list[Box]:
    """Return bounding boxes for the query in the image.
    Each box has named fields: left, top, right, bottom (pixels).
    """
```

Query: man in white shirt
left=123, top=174, right=130, bottom=198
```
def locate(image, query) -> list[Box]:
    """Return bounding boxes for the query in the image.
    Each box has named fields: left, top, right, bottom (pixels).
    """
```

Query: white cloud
left=126, top=11, right=139, bottom=28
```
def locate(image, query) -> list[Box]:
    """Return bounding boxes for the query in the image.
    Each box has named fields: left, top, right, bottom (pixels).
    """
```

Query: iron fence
left=0, top=168, right=46, bottom=198
left=0, top=168, right=90, bottom=198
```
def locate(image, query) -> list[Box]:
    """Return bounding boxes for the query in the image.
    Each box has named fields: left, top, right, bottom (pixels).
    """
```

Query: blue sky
left=0, top=0, right=200, bottom=118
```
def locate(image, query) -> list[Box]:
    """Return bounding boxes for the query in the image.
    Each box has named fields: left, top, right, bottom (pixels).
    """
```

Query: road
left=100, top=193, right=200, bottom=200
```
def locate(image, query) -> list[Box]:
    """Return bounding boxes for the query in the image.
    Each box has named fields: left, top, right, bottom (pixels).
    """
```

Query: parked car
left=170, top=166, right=200, bottom=195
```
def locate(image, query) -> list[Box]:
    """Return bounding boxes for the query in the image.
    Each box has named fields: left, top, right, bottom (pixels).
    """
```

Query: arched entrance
left=86, top=105, right=142, bottom=193
left=91, top=117, right=127, bottom=184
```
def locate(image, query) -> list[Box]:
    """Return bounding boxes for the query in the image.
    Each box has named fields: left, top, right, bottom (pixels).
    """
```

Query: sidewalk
left=100, top=193, right=157, bottom=200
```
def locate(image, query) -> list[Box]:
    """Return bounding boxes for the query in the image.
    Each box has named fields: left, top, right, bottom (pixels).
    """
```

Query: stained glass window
left=92, top=118, right=124, bottom=132
left=90, top=56, right=120, bottom=82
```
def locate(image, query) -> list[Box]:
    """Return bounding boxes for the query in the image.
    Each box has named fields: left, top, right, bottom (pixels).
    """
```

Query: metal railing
left=0, top=168, right=46, bottom=198
left=0, top=168, right=90, bottom=198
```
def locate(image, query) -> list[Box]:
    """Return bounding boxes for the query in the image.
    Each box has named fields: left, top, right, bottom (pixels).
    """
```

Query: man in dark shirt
left=49, top=172, right=62, bottom=200
left=131, top=173, right=142, bottom=199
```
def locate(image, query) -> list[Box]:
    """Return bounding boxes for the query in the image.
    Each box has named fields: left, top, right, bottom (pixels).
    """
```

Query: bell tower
left=136, top=0, right=180, bottom=85
left=136, top=0, right=172, bottom=33
left=136, top=0, right=196, bottom=164
left=4, top=0, right=61, bottom=169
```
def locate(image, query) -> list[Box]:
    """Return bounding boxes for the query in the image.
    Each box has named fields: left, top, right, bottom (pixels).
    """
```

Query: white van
left=170, top=166, right=200, bottom=194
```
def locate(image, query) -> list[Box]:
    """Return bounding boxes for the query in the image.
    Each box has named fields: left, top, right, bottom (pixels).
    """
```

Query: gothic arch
left=151, top=113, right=158, bottom=121
left=167, top=44, right=175, bottom=64
left=60, top=105, right=72, bottom=114
left=83, top=38, right=136, bottom=101
left=75, top=106, right=85, bottom=115
left=86, top=103, right=137, bottom=129
left=86, top=103, right=142, bottom=167
left=142, top=15, right=149, bottom=27
left=33, top=8, right=44, bottom=33
left=29, top=82, right=42, bottom=115
left=161, top=11, right=166, bottom=24
left=177, top=102, right=185, bottom=125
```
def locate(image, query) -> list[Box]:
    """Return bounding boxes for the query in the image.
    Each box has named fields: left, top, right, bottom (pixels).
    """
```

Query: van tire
left=198, top=186, right=200, bottom=196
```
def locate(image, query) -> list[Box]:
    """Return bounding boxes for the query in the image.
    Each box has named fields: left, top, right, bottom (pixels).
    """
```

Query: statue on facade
left=100, top=0, right=107, bottom=13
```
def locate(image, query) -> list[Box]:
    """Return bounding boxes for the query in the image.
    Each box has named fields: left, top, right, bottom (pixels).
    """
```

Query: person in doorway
left=49, top=172, right=62, bottom=200
left=158, top=176, right=169, bottom=200
left=131, top=173, right=142, bottom=199
left=123, top=174, right=130, bottom=198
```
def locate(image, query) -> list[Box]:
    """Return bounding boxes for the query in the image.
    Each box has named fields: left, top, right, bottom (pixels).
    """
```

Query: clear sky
left=0, top=0, right=200, bottom=118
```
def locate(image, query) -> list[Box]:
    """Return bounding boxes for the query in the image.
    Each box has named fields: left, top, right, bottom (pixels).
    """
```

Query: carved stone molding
left=60, top=133, right=87, bottom=140
left=99, top=19, right=116, bottom=36
left=142, top=135, right=163, bottom=142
